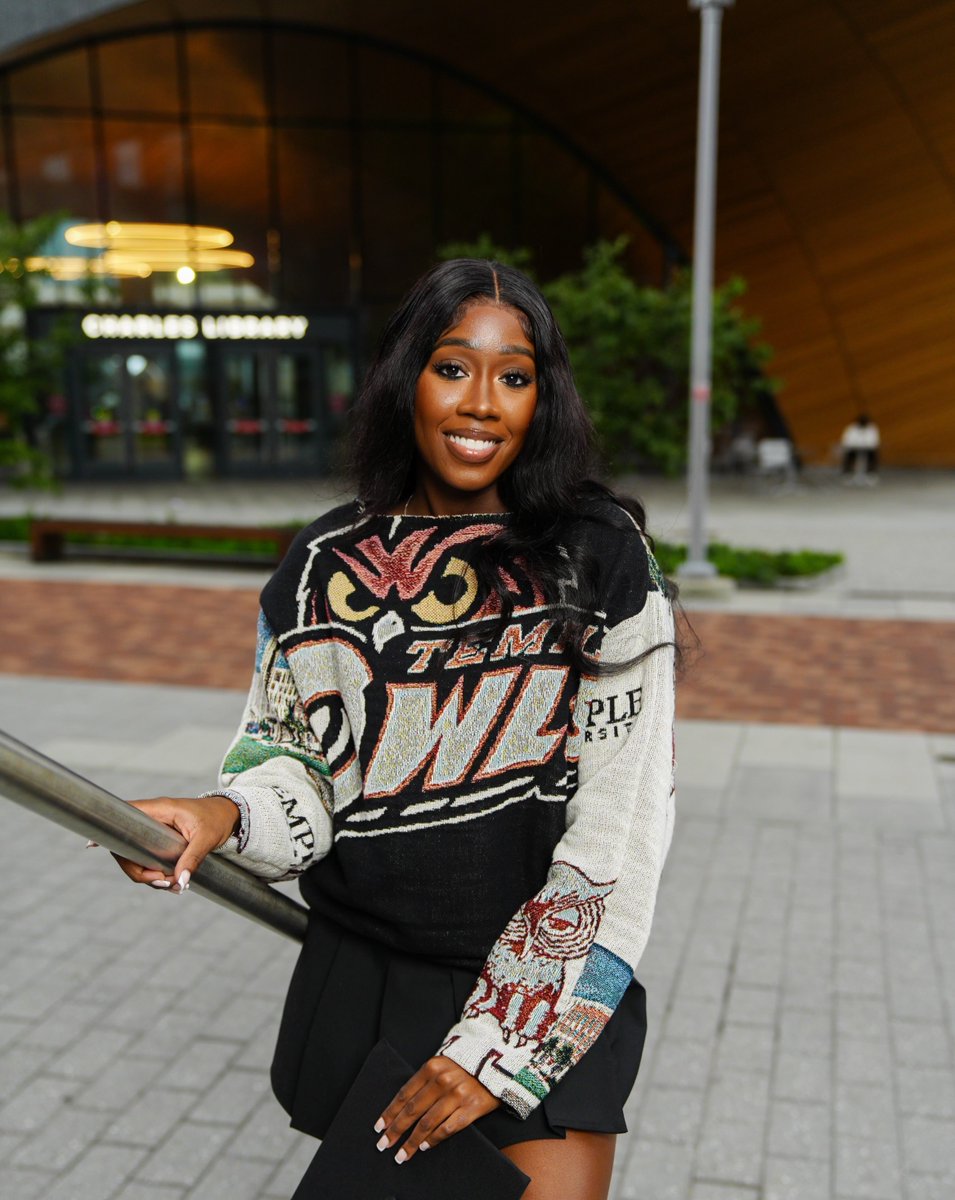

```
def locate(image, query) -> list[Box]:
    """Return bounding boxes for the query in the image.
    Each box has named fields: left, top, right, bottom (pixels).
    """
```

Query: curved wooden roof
left=6, top=0, right=955, bottom=463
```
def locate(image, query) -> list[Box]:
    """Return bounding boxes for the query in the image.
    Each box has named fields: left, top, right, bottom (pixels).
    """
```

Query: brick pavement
left=2, top=579, right=954, bottom=732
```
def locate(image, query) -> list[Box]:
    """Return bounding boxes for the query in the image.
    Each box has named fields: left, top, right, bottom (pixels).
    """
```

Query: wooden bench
left=29, top=518, right=297, bottom=566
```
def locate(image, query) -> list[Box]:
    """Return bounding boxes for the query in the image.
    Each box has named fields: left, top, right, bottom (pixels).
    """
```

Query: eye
left=501, top=369, right=534, bottom=388
left=433, top=360, right=467, bottom=379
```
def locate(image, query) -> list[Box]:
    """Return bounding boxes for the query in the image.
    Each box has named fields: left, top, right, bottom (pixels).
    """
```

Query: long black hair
left=349, top=258, right=678, bottom=673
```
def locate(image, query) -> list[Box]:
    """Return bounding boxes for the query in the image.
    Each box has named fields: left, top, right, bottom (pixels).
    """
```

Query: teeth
left=447, top=435, right=498, bottom=451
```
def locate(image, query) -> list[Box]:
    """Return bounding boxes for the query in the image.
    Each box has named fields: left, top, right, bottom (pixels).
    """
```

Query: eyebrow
left=434, top=337, right=535, bottom=360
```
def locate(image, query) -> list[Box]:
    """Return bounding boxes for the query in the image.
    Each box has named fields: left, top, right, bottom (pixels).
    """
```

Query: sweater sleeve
left=435, top=532, right=676, bottom=1118
left=207, top=611, right=334, bottom=882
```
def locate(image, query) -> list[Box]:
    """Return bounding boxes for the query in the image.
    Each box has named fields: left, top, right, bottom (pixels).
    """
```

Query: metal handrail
left=0, top=729, right=307, bottom=943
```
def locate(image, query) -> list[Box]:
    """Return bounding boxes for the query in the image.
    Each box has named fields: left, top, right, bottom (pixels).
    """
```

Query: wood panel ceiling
left=10, top=0, right=955, bottom=463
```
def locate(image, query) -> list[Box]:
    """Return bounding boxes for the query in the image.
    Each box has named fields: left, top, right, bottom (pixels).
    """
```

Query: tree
left=0, top=212, right=72, bottom=487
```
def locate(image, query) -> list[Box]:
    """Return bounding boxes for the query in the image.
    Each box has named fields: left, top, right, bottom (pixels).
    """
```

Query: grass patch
left=655, top=540, right=843, bottom=585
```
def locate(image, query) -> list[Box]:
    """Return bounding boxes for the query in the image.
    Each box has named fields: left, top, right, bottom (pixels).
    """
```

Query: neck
left=404, top=476, right=507, bottom=517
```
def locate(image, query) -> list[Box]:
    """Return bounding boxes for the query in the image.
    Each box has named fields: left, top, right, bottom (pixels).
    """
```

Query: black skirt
left=271, top=912, right=648, bottom=1151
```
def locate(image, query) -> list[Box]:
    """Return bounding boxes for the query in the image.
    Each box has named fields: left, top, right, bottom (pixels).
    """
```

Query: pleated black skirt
left=271, top=912, right=648, bottom=1151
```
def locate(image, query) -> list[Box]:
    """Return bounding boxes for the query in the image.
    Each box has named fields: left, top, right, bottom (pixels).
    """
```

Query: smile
left=443, top=432, right=503, bottom=463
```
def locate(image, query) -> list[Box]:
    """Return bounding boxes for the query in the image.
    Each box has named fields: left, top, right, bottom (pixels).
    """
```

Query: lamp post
left=680, top=0, right=734, bottom=582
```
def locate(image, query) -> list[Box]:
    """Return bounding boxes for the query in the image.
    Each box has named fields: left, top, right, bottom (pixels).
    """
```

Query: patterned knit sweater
left=210, top=499, right=676, bottom=1120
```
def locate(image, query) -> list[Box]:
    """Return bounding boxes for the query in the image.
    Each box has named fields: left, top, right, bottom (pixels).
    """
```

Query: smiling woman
left=410, top=302, right=539, bottom=515
left=107, top=258, right=678, bottom=1200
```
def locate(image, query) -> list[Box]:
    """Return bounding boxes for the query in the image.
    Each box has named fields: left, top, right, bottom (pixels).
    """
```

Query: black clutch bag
left=291, top=1038, right=531, bottom=1200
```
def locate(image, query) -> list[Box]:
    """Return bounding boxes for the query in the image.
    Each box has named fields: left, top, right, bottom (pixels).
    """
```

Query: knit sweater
left=210, top=499, right=676, bottom=1120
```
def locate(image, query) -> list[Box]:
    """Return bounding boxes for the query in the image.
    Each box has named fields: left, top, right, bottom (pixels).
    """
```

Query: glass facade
left=0, top=22, right=667, bottom=479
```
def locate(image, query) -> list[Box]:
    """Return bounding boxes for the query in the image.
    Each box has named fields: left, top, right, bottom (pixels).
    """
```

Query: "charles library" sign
left=80, top=312, right=309, bottom=341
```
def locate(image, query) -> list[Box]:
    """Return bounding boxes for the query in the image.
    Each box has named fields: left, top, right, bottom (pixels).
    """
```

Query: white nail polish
left=150, top=880, right=172, bottom=888
left=376, top=1135, right=389, bottom=1152
left=85, top=840, right=98, bottom=849
left=395, top=1148, right=408, bottom=1165
left=373, top=1118, right=385, bottom=1134
left=420, top=1141, right=430, bottom=1152
left=177, top=869, right=191, bottom=892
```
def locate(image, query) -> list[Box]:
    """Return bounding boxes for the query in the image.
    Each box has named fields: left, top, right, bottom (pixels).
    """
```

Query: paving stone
left=724, top=984, right=778, bottom=1027
left=77, top=1055, right=156, bottom=1112
left=835, top=1136, right=902, bottom=1199
left=837, top=1035, right=893, bottom=1084
left=764, top=1155, right=831, bottom=1200
left=0, top=1165, right=56, bottom=1199
left=11, top=1106, right=113, bottom=1171
left=900, top=1115, right=955, bottom=1176
left=705, top=1072, right=770, bottom=1126
left=105, top=1087, right=194, bottom=1147
left=905, top=1175, right=955, bottom=1200
left=154, top=1038, right=237, bottom=1093
left=40, top=1143, right=146, bottom=1200
left=189, top=1068, right=268, bottom=1127
left=135, top=1122, right=233, bottom=1187
left=48, top=1028, right=135, bottom=1081
left=650, top=1037, right=713, bottom=1090
left=636, top=1086, right=706, bottom=1145
left=694, top=1117, right=765, bottom=1188
left=773, top=1052, right=832, bottom=1103
left=835, top=1083, right=898, bottom=1142
left=184, top=1154, right=276, bottom=1200
left=690, top=1185, right=759, bottom=1200
left=715, top=1025, right=775, bottom=1075
left=896, top=1067, right=955, bottom=1118
left=0, top=1074, right=76, bottom=1134
left=617, top=1138, right=693, bottom=1200
left=767, top=1099, right=831, bottom=1160
left=892, top=1021, right=953, bottom=1069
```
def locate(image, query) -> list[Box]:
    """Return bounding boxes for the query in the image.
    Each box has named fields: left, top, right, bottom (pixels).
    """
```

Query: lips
left=443, top=430, right=503, bottom=464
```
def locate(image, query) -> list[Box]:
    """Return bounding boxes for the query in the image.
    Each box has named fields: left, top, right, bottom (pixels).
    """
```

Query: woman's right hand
left=108, top=795, right=240, bottom=893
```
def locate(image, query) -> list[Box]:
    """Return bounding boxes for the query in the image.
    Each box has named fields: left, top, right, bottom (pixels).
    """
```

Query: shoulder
left=571, top=496, right=669, bottom=621
left=260, top=500, right=365, bottom=631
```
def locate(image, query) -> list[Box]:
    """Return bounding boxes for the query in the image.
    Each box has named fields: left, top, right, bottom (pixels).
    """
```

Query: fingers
left=94, top=797, right=238, bottom=893
left=374, top=1058, right=500, bottom=1165
left=109, top=852, right=176, bottom=888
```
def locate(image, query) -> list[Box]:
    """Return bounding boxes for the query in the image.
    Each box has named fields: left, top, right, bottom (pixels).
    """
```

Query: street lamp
left=680, top=0, right=734, bottom=583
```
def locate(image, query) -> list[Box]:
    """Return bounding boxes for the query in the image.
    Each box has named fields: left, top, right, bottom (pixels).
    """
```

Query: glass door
left=75, top=347, right=180, bottom=476
left=219, top=345, right=324, bottom=473
left=222, top=351, right=268, bottom=468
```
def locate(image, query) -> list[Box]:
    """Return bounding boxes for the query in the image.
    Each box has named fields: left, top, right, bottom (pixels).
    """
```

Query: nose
left=457, top=370, right=499, bottom=419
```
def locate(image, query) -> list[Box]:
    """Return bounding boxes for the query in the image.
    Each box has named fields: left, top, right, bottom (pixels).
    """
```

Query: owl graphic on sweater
left=465, top=862, right=614, bottom=1047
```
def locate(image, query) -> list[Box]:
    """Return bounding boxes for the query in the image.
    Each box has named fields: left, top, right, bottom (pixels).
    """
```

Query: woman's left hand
left=374, top=1056, right=501, bottom=1164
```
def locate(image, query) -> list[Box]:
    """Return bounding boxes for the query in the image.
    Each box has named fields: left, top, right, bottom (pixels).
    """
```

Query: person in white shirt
left=841, top=414, right=880, bottom=483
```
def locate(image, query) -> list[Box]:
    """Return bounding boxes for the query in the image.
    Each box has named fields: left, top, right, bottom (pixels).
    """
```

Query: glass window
left=597, top=187, right=667, bottom=284
left=439, top=76, right=510, bottom=127
left=97, top=34, right=180, bottom=116
left=13, top=115, right=98, bottom=221
left=277, top=128, right=351, bottom=308
left=102, top=121, right=187, bottom=223
left=437, top=131, right=515, bottom=248
left=361, top=130, right=433, bottom=301
left=358, top=48, right=431, bottom=123
left=190, top=122, right=272, bottom=307
left=187, top=30, right=266, bottom=119
left=272, top=32, right=350, bottom=121
left=519, top=133, right=589, bottom=277
left=8, top=49, right=91, bottom=111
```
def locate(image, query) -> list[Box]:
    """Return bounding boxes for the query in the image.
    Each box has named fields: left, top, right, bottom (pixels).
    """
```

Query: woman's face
left=411, top=301, right=538, bottom=514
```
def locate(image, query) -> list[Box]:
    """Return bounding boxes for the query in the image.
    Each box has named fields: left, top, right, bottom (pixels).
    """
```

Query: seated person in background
left=841, top=413, right=880, bottom=483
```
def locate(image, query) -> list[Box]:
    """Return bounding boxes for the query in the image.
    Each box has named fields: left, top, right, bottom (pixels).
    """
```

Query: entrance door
left=220, top=345, right=326, bottom=474
left=75, top=348, right=180, bottom=477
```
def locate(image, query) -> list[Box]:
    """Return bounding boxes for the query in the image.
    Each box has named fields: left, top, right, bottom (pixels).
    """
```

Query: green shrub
left=656, top=539, right=842, bottom=585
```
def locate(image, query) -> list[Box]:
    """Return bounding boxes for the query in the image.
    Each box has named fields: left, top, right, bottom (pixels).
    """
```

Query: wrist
left=199, top=789, right=248, bottom=848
